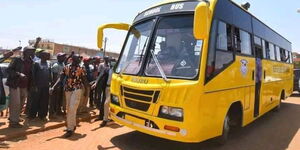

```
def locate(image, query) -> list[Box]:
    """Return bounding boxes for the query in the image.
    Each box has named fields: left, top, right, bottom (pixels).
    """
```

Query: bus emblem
left=131, top=77, right=149, bottom=84
left=240, top=59, right=248, bottom=76
left=180, top=60, right=187, bottom=66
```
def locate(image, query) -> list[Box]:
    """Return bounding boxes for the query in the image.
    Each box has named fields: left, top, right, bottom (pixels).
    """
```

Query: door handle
left=252, top=70, right=255, bottom=81
left=264, top=70, right=266, bottom=79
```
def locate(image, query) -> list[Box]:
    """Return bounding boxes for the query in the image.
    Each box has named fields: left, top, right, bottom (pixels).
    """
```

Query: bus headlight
left=158, top=106, right=183, bottom=121
left=111, top=94, right=120, bottom=106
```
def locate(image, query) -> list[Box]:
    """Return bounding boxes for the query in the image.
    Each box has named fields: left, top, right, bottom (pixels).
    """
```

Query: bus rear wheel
left=274, top=91, right=285, bottom=112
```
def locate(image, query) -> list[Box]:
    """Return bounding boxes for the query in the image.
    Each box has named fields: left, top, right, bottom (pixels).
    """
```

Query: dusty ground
left=1, top=94, right=300, bottom=150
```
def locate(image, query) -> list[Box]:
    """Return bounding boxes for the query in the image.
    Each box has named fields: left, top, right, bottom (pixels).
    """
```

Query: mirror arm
left=97, top=23, right=131, bottom=49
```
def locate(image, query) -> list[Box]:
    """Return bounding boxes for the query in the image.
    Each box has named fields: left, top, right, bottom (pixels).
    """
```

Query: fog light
left=110, top=108, right=115, bottom=113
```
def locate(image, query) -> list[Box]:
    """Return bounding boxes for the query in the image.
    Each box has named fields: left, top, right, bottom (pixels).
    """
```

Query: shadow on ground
left=109, top=102, right=300, bottom=150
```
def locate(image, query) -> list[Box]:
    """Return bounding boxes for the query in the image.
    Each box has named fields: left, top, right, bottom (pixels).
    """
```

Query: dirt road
left=1, top=95, right=300, bottom=150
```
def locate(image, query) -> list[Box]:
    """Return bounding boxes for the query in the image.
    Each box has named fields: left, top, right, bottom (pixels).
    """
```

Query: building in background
left=28, top=39, right=119, bottom=59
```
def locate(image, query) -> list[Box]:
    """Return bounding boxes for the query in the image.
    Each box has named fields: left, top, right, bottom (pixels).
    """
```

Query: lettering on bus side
left=170, top=3, right=185, bottom=10
left=144, top=7, right=161, bottom=17
left=273, top=66, right=290, bottom=73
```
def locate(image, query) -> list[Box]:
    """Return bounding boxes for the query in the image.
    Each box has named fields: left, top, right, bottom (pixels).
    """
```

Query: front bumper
left=110, top=104, right=201, bottom=143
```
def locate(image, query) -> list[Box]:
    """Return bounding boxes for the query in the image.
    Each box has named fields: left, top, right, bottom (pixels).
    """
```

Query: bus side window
left=285, top=50, right=290, bottom=63
left=280, top=48, right=288, bottom=62
left=207, top=20, right=234, bottom=77
left=216, top=21, right=233, bottom=51
left=206, top=20, right=217, bottom=78
left=275, top=46, right=281, bottom=61
left=289, top=52, right=293, bottom=63
left=265, top=41, right=271, bottom=59
left=269, top=43, right=276, bottom=60
left=233, top=28, right=241, bottom=53
left=236, top=29, right=252, bottom=55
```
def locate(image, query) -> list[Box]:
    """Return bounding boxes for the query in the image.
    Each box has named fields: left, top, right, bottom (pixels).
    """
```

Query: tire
left=215, top=115, right=230, bottom=145
left=274, top=99, right=281, bottom=112
left=274, top=92, right=284, bottom=112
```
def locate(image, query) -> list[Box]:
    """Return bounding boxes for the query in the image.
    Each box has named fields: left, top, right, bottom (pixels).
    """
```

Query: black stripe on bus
left=124, top=92, right=152, bottom=102
left=123, top=87, right=154, bottom=96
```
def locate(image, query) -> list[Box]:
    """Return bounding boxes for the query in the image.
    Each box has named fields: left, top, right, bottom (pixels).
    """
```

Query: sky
left=0, top=0, right=299, bottom=53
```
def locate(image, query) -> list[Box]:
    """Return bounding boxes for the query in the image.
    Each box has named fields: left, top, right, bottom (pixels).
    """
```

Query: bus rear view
left=97, top=0, right=293, bottom=144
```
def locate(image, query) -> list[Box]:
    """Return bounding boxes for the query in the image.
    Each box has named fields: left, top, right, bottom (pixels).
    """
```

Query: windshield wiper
left=150, top=49, right=170, bottom=83
left=118, top=61, right=131, bottom=78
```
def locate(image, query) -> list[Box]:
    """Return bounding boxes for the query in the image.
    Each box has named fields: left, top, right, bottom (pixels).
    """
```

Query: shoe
left=18, top=118, right=24, bottom=122
left=39, top=117, right=48, bottom=122
left=63, top=127, right=76, bottom=132
left=9, top=123, right=23, bottom=128
left=100, top=121, right=107, bottom=128
left=49, top=115, right=57, bottom=119
left=94, top=117, right=103, bottom=122
left=56, top=111, right=64, bottom=116
left=63, top=130, right=74, bottom=138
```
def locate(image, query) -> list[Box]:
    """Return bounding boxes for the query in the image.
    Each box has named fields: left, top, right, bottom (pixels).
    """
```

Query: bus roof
left=148, top=0, right=200, bottom=9
left=134, top=0, right=291, bottom=49
left=134, top=0, right=201, bottom=23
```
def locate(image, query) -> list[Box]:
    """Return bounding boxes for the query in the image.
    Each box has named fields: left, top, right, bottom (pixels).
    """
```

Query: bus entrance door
left=254, top=45, right=263, bottom=118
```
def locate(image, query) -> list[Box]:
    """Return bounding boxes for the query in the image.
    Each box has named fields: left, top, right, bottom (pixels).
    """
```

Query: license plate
left=125, top=115, right=145, bottom=126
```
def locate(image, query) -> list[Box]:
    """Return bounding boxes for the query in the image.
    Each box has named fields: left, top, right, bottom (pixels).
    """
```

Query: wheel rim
left=224, top=115, right=230, bottom=133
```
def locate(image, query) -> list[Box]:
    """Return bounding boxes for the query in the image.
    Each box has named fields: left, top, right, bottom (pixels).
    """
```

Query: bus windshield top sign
left=134, top=1, right=199, bottom=23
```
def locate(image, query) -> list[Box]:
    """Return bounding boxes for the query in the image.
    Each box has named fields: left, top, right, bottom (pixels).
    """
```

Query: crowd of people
left=0, top=39, right=114, bottom=138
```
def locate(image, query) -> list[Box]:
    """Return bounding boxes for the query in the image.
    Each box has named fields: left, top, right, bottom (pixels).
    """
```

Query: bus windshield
left=116, top=19, right=155, bottom=75
left=116, top=15, right=201, bottom=79
left=145, top=15, right=201, bottom=79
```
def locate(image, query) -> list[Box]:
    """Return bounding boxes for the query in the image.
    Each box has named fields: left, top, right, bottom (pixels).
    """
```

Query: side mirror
left=193, top=2, right=210, bottom=40
left=97, top=23, right=131, bottom=49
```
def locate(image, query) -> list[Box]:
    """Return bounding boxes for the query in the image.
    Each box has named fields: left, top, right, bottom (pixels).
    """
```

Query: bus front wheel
left=215, top=115, right=230, bottom=145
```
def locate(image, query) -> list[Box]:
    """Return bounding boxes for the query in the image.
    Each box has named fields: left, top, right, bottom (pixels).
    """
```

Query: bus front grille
left=125, top=99, right=150, bottom=111
left=121, top=86, right=160, bottom=112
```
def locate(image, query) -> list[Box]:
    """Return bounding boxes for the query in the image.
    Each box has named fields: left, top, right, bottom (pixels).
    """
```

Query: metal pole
left=103, top=37, right=108, bottom=56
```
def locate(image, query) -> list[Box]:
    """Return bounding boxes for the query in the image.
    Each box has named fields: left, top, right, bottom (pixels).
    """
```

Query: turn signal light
left=164, top=125, right=180, bottom=132
left=110, top=108, right=115, bottom=113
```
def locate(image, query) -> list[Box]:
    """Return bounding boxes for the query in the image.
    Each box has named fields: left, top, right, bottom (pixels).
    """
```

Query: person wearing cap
left=78, top=57, right=92, bottom=113
left=49, top=52, right=67, bottom=118
left=50, top=54, right=89, bottom=138
left=33, top=48, right=44, bottom=62
left=29, top=50, right=51, bottom=121
left=6, top=46, right=35, bottom=128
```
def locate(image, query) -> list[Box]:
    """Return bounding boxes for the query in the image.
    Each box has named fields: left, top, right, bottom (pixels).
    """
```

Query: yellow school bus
left=97, top=0, right=293, bottom=143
